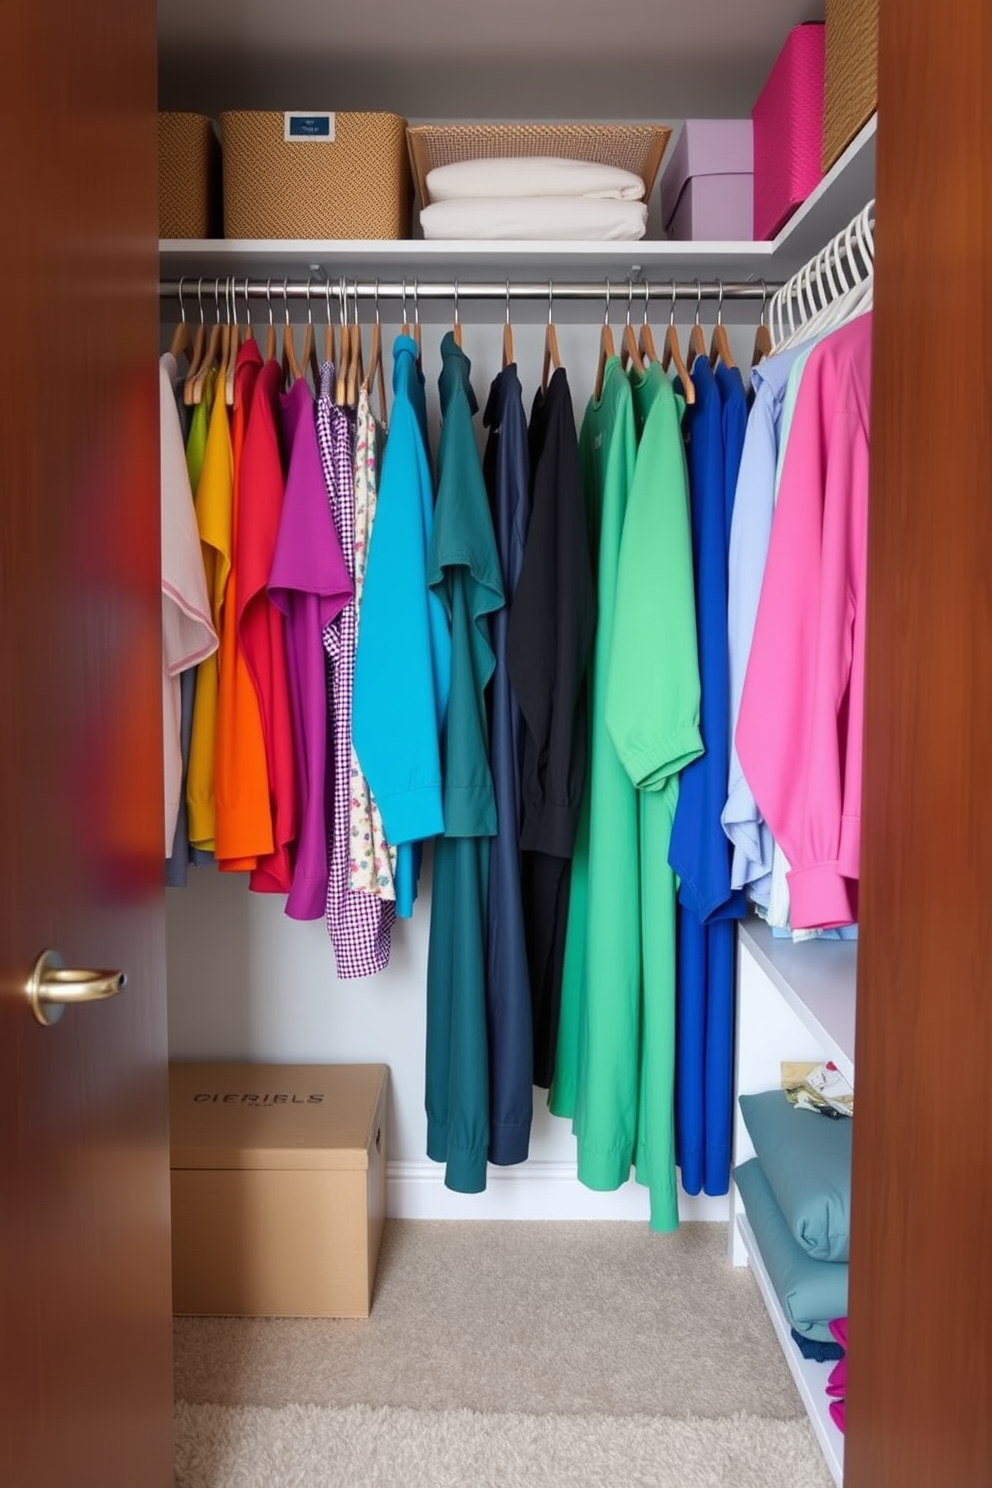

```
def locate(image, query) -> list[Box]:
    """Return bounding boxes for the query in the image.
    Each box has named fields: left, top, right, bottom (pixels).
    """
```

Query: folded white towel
left=420, top=196, right=648, bottom=241
left=426, top=156, right=646, bottom=202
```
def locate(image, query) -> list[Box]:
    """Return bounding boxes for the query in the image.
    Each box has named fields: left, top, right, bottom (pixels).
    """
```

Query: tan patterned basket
left=220, top=111, right=412, bottom=239
left=158, top=112, right=221, bottom=239
left=822, top=0, right=879, bottom=172
left=407, top=123, right=672, bottom=207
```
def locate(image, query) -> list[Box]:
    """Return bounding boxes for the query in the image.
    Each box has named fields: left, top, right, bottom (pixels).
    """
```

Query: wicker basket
left=220, top=111, right=411, bottom=239
left=407, top=123, right=672, bottom=208
left=159, top=112, right=221, bottom=239
left=822, top=0, right=879, bottom=172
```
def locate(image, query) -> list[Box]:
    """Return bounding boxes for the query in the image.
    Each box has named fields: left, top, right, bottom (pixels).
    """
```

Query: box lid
left=660, top=119, right=753, bottom=229
left=169, top=1062, right=388, bottom=1172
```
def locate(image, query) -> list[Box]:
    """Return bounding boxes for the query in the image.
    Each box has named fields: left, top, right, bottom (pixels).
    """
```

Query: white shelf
left=737, top=1209, right=844, bottom=1487
left=738, top=919, right=857, bottom=1086
left=160, top=115, right=876, bottom=291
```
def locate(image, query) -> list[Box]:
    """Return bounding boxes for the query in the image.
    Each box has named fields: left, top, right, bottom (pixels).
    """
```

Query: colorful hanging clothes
left=212, top=339, right=273, bottom=868
left=348, top=388, right=397, bottom=901
left=352, top=334, right=450, bottom=919
left=159, top=353, right=218, bottom=856
left=426, top=333, right=504, bottom=1193
left=166, top=365, right=216, bottom=885
left=268, top=377, right=352, bottom=920
left=237, top=358, right=298, bottom=894
left=506, top=368, right=595, bottom=1090
left=317, top=366, right=395, bottom=978
left=605, top=359, right=704, bottom=1231
left=481, top=361, right=533, bottom=1166
left=668, top=357, right=747, bottom=1200
left=736, top=314, right=873, bottom=931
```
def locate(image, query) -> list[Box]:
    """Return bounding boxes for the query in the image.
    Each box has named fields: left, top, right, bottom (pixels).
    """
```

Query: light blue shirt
left=722, top=344, right=811, bottom=905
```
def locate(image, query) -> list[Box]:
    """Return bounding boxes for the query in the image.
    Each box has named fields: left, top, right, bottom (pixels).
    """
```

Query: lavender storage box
left=659, top=119, right=753, bottom=241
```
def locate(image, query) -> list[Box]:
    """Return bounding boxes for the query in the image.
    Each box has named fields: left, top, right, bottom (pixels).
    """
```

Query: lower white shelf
left=737, top=1208, right=844, bottom=1487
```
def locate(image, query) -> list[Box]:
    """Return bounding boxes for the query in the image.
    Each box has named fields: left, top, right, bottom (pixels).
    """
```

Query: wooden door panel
left=0, top=3, right=173, bottom=1486
left=848, top=0, right=992, bottom=1484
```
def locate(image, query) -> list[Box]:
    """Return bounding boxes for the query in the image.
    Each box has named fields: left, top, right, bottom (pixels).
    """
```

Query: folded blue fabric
left=739, top=1089, right=852, bottom=1262
left=791, top=1327, right=844, bottom=1362
left=735, top=1157, right=849, bottom=1342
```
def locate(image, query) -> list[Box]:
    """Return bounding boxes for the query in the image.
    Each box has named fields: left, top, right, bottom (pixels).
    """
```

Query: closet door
left=848, top=0, right=992, bottom=1484
left=0, top=4, right=172, bottom=1488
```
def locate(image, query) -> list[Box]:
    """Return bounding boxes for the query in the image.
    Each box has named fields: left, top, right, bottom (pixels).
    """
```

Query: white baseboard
left=387, top=1160, right=729, bottom=1222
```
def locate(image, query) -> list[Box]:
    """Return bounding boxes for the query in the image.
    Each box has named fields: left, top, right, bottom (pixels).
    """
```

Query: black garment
left=506, top=369, right=596, bottom=1087
left=482, top=363, right=534, bottom=1164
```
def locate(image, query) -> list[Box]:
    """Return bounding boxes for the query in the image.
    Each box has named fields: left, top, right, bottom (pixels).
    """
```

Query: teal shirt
left=352, top=335, right=451, bottom=917
left=425, top=334, right=505, bottom=1193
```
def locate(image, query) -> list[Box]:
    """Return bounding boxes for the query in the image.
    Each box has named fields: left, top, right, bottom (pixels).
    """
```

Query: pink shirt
left=736, top=313, right=872, bottom=930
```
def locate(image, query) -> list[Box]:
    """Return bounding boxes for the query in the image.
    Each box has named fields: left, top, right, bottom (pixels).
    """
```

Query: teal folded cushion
left=739, top=1089, right=852, bottom=1263
left=735, top=1157, right=849, bottom=1342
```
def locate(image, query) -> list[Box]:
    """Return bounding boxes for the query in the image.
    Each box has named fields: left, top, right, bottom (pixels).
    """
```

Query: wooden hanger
left=401, top=276, right=422, bottom=363
left=502, top=280, right=514, bottom=368
left=686, top=279, right=707, bottom=371
left=638, top=280, right=659, bottom=366
left=222, top=278, right=239, bottom=407
left=183, top=278, right=209, bottom=405
left=361, top=279, right=388, bottom=423
left=346, top=281, right=364, bottom=407
left=592, top=280, right=616, bottom=401
left=322, top=280, right=335, bottom=369
left=451, top=278, right=463, bottom=348
left=299, top=278, right=321, bottom=387
left=751, top=279, right=773, bottom=367
left=264, top=279, right=277, bottom=363
left=620, top=279, right=645, bottom=374
left=708, top=280, right=735, bottom=370
left=335, top=278, right=351, bottom=406
left=541, top=280, right=561, bottom=394
left=242, top=275, right=255, bottom=342
left=168, top=277, right=193, bottom=366
left=281, top=279, right=304, bottom=387
left=661, top=281, right=695, bottom=404
left=190, top=278, right=225, bottom=406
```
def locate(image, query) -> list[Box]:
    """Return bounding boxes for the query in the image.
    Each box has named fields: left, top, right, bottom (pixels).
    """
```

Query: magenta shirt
left=268, top=379, right=352, bottom=920
left=736, top=314, right=872, bottom=931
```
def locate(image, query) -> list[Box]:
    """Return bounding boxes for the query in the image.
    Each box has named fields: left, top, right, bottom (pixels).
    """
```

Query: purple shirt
left=317, top=366, right=396, bottom=978
left=268, top=378, right=351, bottom=920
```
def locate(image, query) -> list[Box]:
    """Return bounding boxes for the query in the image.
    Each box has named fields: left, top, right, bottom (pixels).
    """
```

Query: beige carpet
left=174, top=1402, right=831, bottom=1487
left=175, top=1220, right=832, bottom=1486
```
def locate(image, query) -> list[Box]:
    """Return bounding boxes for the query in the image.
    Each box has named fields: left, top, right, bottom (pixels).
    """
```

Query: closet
left=1, top=3, right=988, bottom=1487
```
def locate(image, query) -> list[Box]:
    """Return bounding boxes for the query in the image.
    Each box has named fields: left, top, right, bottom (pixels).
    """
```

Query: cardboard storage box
left=169, top=1062, right=388, bottom=1318
left=659, top=119, right=753, bottom=241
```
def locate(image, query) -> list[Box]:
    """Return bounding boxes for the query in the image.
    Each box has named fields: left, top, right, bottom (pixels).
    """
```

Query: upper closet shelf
left=160, top=115, right=876, bottom=286
left=739, top=919, right=857, bottom=1085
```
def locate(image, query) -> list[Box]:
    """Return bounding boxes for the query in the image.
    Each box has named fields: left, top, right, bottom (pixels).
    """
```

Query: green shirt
left=552, top=358, right=702, bottom=1232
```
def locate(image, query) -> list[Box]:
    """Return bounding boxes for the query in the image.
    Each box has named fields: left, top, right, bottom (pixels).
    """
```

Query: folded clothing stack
left=419, top=156, right=649, bottom=240
left=735, top=1088, right=853, bottom=1344
left=825, top=1317, right=848, bottom=1434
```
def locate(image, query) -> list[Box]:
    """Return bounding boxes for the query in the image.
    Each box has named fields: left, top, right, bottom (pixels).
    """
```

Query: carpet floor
left=174, top=1219, right=833, bottom=1487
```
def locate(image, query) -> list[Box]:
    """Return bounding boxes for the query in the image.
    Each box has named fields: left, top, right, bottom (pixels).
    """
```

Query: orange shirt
left=214, top=338, right=274, bottom=868
left=237, top=358, right=298, bottom=894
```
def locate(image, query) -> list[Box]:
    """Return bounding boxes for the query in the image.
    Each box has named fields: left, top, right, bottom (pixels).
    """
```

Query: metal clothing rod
left=159, top=277, right=781, bottom=306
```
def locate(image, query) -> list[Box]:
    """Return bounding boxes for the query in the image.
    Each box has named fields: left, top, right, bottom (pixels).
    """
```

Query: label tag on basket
left=284, top=112, right=336, bottom=143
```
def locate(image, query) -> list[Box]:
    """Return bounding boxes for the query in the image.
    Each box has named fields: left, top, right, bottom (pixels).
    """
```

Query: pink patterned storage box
left=752, top=22, right=826, bottom=240
left=659, top=120, right=753, bottom=241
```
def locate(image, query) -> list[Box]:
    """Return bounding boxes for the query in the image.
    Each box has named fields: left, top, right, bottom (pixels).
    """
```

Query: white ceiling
left=158, top=0, right=825, bottom=120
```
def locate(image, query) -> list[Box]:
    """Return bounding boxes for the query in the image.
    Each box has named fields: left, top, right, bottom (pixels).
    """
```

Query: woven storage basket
left=822, top=0, right=879, bottom=172
left=159, top=112, right=221, bottom=239
left=407, top=123, right=671, bottom=208
left=220, top=111, right=411, bottom=239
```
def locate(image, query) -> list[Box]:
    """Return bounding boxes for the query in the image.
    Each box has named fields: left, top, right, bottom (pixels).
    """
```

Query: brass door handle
left=27, top=949, right=127, bottom=1027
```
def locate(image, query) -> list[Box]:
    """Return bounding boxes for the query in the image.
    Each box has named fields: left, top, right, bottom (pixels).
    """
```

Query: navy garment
left=482, top=364, right=534, bottom=1165
left=669, top=358, right=747, bottom=1198
left=506, top=370, right=596, bottom=1087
